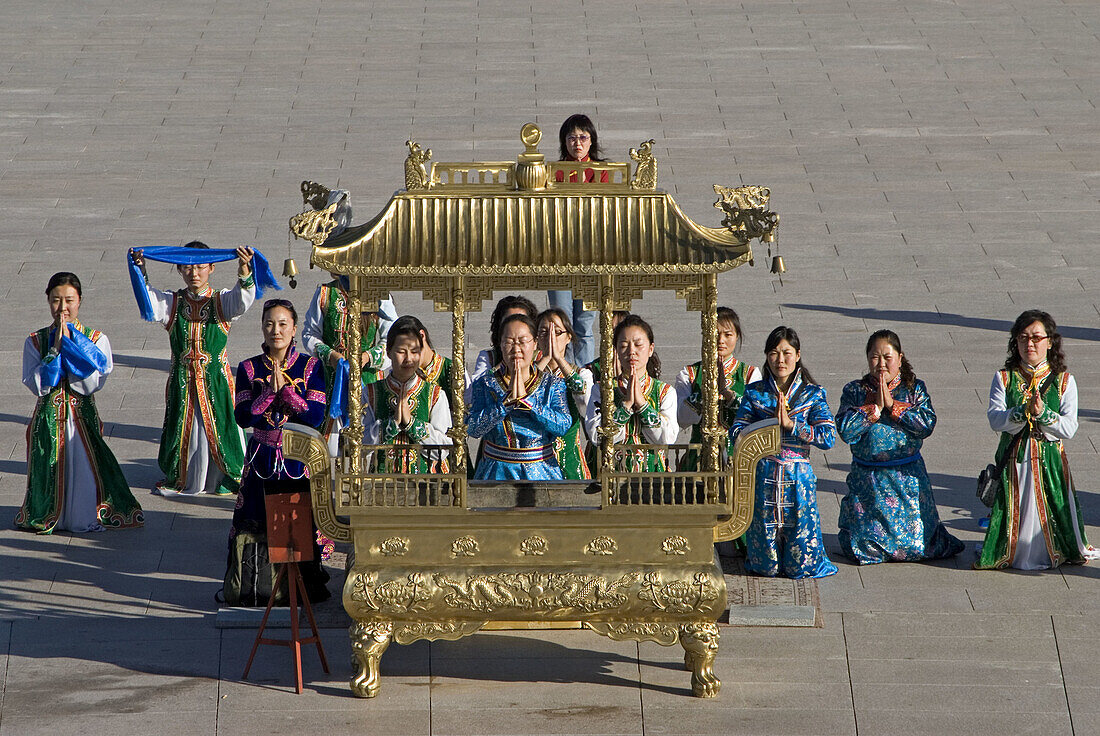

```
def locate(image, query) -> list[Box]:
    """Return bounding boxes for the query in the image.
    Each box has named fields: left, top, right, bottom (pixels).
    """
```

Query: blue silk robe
left=730, top=372, right=838, bottom=579
left=467, top=367, right=572, bottom=481
left=835, top=377, right=964, bottom=564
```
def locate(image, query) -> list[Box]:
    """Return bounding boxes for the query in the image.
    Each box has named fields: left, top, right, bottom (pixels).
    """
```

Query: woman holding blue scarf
left=17, top=272, right=143, bottom=533
left=834, top=330, right=963, bottom=565
left=129, top=242, right=261, bottom=497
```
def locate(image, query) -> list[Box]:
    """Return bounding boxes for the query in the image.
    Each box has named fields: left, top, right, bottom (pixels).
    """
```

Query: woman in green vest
left=976, top=310, right=1098, bottom=570
left=17, top=272, right=143, bottom=533
left=364, top=316, right=453, bottom=474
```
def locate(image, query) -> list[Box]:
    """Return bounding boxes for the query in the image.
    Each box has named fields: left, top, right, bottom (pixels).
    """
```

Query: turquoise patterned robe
left=835, top=376, right=963, bottom=564
left=467, top=368, right=571, bottom=481
left=730, top=372, right=838, bottom=579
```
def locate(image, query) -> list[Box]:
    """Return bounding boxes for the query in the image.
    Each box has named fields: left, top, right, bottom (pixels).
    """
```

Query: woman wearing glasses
left=536, top=308, right=593, bottom=480
left=467, top=313, right=572, bottom=480
left=976, top=310, right=1098, bottom=570
left=547, top=113, right=606, bottom=369
left=223, top=298, right=330, bottom=604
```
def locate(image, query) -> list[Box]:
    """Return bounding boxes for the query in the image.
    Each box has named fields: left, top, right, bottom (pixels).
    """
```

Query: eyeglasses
left=537, top=328, right=569, bottom=339
left=566, top=135, right=591, bottom=144
left=1016, top=334, right=1049, bottom=344
left=501, top=337, right=535, bottom=349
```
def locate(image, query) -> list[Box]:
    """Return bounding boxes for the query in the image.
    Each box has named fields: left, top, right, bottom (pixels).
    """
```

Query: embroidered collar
left=386, top=372, right=423, bottom=394
left=419, top=352, right=443, bottom=381
left=185, top=284, right=215, bottom=299
left=1022, top=360, right=1051, bottom=386
left=263, top=344, right=299, bottom=372
left=494, top=365, right=542, bottom=393
left=721, top=354, right=738, bottom=376
left=769, top=369, right=803, bottom=402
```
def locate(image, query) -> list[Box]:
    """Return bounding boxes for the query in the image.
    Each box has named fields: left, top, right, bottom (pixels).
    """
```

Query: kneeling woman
left=18, top=272, right=144, bottom=533
left=584, top=314, right=678, bottom=472
left=226, top=299, right=329, bottom=604
left=730, top=326, right=837, bottom=579
left=835, top=330, right=963, bottom=564
left=364, top=316, right=453, bottom=473
left=467, top=313, right=572, bottom=480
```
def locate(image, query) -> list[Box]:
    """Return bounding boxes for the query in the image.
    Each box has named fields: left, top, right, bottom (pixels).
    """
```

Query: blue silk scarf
left=128, top=246, right=281, bottom=322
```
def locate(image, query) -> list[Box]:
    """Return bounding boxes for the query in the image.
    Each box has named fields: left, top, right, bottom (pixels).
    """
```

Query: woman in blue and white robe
left=467, top=314, right=571, bottom=481
left=730, top=326, right=837, bottom=579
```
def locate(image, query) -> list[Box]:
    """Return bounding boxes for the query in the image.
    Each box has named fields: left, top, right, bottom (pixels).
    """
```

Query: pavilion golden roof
left=292, top=123, right=778, bottom=278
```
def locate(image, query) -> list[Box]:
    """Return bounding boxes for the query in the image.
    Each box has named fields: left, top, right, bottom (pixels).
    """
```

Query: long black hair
left=861, top=329, right=917, bottom=389
left=387, top=315, right=427, bottom=352
left=558, top=113, right=604, bottom=162
left=536, top=307, right=577, bottom=346
left=762, top=326, right=817, bottom=386
left=613, top=314, right=661, bottom=378
left=489, top=295, right=538, bottom=365
left=717, top=306, right=743, bottom=351
left=46, top=272, right=82, bottom=297
left=260, top=298, right=298, bottom=355
left=1005, top=309, right=1067, bottom=374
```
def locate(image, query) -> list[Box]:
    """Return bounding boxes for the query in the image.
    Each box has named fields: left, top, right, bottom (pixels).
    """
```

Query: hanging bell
left=283, top=257, right=299, bottom=289
left=770, top=255, right=786, bottom=275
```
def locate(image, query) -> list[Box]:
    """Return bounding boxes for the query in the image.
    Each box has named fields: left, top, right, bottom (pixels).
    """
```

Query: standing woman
left=584, top=315, right=678, bottom=472
left=730, top=326, right=837, bottom=579
left=835, top=330, right=964, bottom=564
left=17, top=273, right=144, bottom=533
left=536, top=308, right=593, bottom=480
left=676, top=307, right=761, bottom=471
left=976, top=310, right=1098, bottom=570
left=225, top=299, right=329, bottom=604
left=467, top=314, right=572, bottom=480
left=548, top=113, right=605, bottom=367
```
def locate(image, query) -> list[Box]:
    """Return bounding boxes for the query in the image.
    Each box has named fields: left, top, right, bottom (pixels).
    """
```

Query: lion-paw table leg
left=350, top=620, right=393, bottom=698
left=679, top=622, right=720, bottom=698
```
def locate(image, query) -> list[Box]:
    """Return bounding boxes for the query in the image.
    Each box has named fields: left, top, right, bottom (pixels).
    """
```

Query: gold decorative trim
left=404, top=140, right=433, bottom=191
left=379, top=537, right=410, bottom=557
left=282, top=426, right=350, bottom=542
left=584, top=536, right=617, bottom=556
left=393, top=621, right=483, bottom=645
left=289, top=202, right=338, bottom=246
left=451, top=536, right=479, bottom=558
left=586, top=621, right=679, bottom=646
left=629, top=139, right=657, bottom=190
left=520, top=535, right=548, bottom=556
left=639, top=572, right=720, bottom=614
left=680, top=622, right=721, bottom=698
left=662, top=536, right=690, bottom=556
left=713, top=184, right=778, bottom=242
left=715, top=419, right=781, bottom=541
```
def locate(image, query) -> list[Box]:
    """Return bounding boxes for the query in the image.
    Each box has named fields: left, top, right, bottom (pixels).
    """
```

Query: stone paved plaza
left=1, top=0, right=1099, bottom=734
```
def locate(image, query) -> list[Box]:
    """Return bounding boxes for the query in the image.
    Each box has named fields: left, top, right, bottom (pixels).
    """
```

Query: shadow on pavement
left=782, top=304, right=1100, bottom=342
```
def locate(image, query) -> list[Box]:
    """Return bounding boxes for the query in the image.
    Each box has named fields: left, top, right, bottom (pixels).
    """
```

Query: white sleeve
left=22, top=336, right=54, bottom=397
left=363, top=396, right=381, bottom=446
left=674, top=365, right=699, bottom=428
left=585, top=382, right=626, bottom=444
left=425, top=390, right=453, bottom=445
left=301, top=287, right=326, bottom=358
left=987, top=372, right=1025, bottom=434
left=642, top=384, right=681, bottom=445
left=1039, top=375, right=1078, bottom=441
left=746, top=365, right=763, bottom=385
left=144, top=283, right=175, bottom=326
left=68, top=333, right=114, bottom=397
left=378, top=296, right=398, bottom=326
left=572, top=367, right=593, bottom=418
left=218, top=277, right=257, bottom=321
